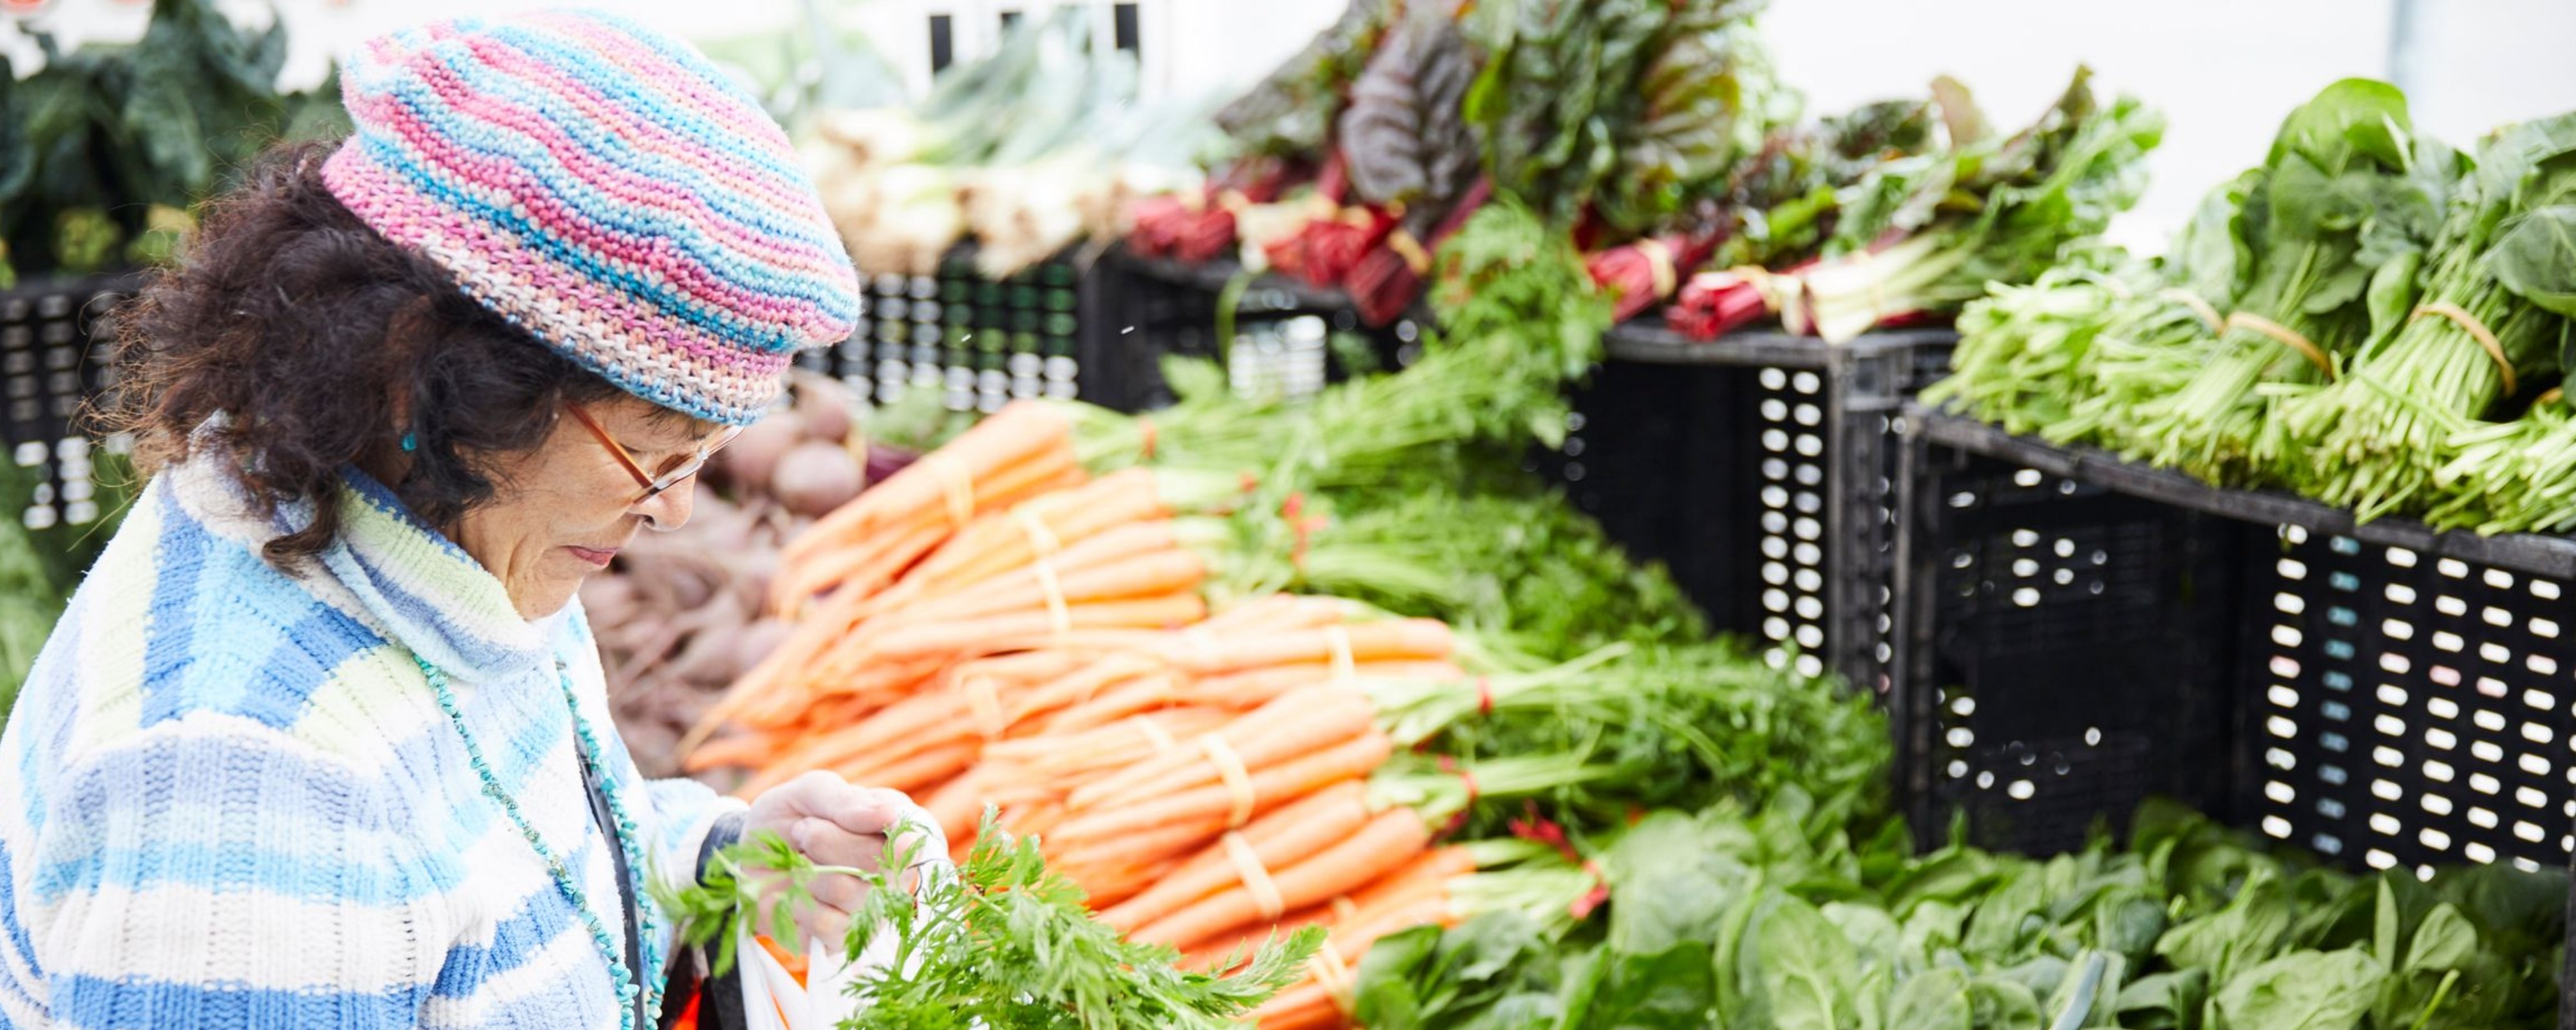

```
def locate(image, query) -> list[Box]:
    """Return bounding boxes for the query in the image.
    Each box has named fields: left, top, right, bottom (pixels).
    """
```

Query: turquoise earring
left=400, top=433, right=418, bottom=453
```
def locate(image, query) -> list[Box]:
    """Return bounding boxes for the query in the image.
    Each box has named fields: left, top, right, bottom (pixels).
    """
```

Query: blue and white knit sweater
left=0, top=454, right=740, bottom=1028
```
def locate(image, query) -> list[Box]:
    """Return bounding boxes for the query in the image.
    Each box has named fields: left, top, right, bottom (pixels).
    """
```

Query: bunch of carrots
left=682, top=400, right=1620, bottom=1027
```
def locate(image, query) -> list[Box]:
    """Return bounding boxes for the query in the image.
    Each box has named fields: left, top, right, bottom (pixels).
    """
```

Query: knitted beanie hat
left=322, top=9, right=862, bottom=426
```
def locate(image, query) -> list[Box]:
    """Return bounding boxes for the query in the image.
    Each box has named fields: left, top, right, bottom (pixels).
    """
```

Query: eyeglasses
left=566, top=403, right=743, bottom=503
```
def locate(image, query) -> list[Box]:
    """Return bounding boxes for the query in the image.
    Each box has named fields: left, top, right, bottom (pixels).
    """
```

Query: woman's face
left=450, top=395, right=704, bottom=619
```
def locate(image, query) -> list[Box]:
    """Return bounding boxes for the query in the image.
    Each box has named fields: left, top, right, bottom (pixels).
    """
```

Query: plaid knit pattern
left=0, top=458, right=741, bottom=1028
left=322, top=9, right=862, bottom=426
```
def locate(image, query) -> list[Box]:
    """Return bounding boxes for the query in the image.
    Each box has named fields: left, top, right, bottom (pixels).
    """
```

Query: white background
left=10, top=0, right=2576, bottom=248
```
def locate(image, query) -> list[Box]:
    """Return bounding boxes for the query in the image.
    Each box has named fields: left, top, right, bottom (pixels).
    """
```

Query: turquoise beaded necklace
left=415, top=654, right=663, bottom=1030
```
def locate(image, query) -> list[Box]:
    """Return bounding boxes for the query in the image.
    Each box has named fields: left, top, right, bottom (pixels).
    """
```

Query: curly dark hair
left=102, top=140, right=644, bottom=564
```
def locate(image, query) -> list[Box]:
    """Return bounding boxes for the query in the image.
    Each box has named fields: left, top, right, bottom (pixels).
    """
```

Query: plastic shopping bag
left=730, top=806, right=950, bottom=1030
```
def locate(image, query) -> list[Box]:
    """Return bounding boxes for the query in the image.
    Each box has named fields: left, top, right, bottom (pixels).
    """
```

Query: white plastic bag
left=730, top=806, right=949, bottom=1030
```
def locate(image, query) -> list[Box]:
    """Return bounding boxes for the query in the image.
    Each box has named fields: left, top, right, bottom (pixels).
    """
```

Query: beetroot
left=770, top=440, right=863, bottom=518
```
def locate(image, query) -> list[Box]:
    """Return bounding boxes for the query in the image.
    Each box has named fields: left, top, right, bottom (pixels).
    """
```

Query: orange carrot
left=1247, top=983, right=1345, bottom=1030
left=1182, top=904, right=1336, bottom=972
left=1098, top=782, right=1372, bottom=932
left=1034, top=669, right=1194, bottom=736
left=906, top=468, right=1168, bottom=592
left=837, top=739, right=980, bottom=794
left=922, top=771, right=987, bottom=842
left=1070, top=689, right=1374, bottom=810
left=774, top=436, right=1081, bottom=610
left=1345, top=846, right=1479, bottom=918
left=864, top=593, right=1208, bottom=662
left=786, top=401, right=1072, bottom=561
left=1129, top=807, right=1432, bottom=950
left=1175, top=619, right=1455, bottom=675
left=858, top=550, right=1207, bottom=642
left=1047, top=731, right=1392, bottom=843
left=1048, top=816, right=1226, bottom=883
left=681, top=729, right=782, bottom=773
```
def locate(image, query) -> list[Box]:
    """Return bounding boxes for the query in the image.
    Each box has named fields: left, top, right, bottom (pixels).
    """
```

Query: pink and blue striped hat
left=322, top=9, right=862, bottom=426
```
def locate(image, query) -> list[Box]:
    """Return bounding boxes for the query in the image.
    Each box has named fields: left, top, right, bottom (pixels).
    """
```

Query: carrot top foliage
left=660, top=819, right=1322, bottom=1030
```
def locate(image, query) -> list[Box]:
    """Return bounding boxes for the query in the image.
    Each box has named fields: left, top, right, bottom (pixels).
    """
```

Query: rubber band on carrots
left=1475, top=677, right=1495, bottom=718
left=1220, top=831, right=1285, bottom=921
left=963, top=675, right=1007, bottom=737
left=1311, top=942, right=1357, bottom=1016
left=2226, top=312, right=2336, bottom=380
left=1012, top=507, right=1061, bottom=557
left=1325, top=626, right=1356, bottom=686
left=1200, top=735, right=1257, bottom=827
left=2413, top=301, right=2518, bottom=397
left=1329, top=895, right=1359, bottom=924
left=1137, top=417, right=1158, bottom=461
left=921, top=454, right=976, bottom=527
left=1032, top=556, right=1072, bottom=637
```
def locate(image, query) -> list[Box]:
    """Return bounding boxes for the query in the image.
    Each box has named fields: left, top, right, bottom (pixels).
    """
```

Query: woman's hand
left=739, top=771, right=929, bottom=948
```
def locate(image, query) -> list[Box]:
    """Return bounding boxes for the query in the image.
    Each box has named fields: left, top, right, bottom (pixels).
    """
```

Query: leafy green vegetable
left=1215, top=0, right=1399, bottom=160
left=661, top=821, right=1318, bottom=1029
left=1591, top=0, right=1797, bottom=238
left=1, top=0, right=345, bottom=276
left=1338, top=4, right=1482, bottom=232
left=1464, top=0, right=1673, bottom=228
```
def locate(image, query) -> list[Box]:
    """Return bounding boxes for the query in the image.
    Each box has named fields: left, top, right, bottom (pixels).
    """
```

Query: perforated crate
left=1551, top=321, right=1953, bottom=693
left=1892, top=407, right=2576, bottom=1020
left=3, top=273, right=139, bottom=533
left=797, top=245, right=1094, bottom=413
left=1097, top=248, right=1432, bottom=413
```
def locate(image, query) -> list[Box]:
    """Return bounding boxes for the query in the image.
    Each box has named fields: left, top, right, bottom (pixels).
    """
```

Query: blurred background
left=11, top=0, right=2576, bottom=249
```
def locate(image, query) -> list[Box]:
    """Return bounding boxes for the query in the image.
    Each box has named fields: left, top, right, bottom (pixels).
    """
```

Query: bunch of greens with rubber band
left=2276, top=111, right=2576, bottom=521
left=659, top=817, right=1321, bottom=1029
left=2116, top=79, right=2462, bottom=482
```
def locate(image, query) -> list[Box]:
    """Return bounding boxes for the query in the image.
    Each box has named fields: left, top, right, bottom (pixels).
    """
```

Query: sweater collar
left=318, top=466, right=562, bottom=682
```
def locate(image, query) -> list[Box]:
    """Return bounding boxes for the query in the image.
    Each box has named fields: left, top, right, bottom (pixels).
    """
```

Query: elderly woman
left=0, top=11, right=899, bottom=1029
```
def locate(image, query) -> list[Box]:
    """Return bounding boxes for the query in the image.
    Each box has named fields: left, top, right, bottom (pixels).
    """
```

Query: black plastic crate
left=799, top=245, right=1092, bottom=413
left=1094, top=248, right=1428, bottom=413
left=1554, top=321, right=1954, bottom=695
left=1894, top=406, right=2576, bottom=882
left=3, top=273, right=140, bottom=532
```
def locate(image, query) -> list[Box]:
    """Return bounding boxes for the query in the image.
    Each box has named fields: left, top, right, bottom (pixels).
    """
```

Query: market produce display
left=0, top=0, right=346, bottom=285
left=804, top=8, right=1215, bottom=279
left=1929, top=80, right=2576, bottom=533
left=1129, top=0, right=2155, bottom=344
